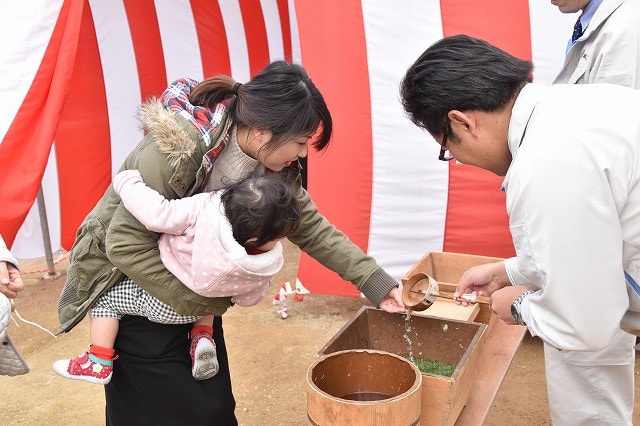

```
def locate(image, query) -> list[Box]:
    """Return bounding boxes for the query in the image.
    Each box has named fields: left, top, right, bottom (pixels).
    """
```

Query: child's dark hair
left=221, top=173, right=301, bottom=250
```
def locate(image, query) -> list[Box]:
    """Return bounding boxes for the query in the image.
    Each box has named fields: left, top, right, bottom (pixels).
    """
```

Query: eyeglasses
left=438, top=121, right=454, bottom=161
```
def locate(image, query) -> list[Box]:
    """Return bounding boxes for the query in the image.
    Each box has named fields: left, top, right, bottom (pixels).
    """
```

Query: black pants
left=105, top=315, right=237, bottom=425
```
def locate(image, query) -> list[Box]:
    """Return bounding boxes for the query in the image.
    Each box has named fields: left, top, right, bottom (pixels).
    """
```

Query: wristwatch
left=511, top=290, right=535, bottom=326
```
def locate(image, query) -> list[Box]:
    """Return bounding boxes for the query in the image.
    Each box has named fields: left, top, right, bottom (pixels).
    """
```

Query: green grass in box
left=407, top=356, right=456, bottom=376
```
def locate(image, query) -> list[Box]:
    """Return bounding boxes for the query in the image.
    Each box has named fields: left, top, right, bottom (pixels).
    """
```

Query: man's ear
left=447, top=110, right=477, bottom=136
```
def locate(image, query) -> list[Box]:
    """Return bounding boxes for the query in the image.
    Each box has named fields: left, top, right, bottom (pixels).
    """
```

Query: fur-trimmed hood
left=137, top=98, right=198, bottom=169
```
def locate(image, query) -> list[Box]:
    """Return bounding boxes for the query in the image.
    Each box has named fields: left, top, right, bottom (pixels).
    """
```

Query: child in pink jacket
left=53, top=170, right=300, bottom=384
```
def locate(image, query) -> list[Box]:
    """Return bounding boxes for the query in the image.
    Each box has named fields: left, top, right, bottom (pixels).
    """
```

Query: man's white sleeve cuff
left=504, top=257, right=526, bottom=285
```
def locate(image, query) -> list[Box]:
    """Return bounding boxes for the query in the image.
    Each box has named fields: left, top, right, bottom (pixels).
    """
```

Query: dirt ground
left=2, top=241, right=640, bottom=425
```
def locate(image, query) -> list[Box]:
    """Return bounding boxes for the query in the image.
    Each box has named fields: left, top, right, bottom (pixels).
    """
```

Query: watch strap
left=512, top=290, right=535, bottom=326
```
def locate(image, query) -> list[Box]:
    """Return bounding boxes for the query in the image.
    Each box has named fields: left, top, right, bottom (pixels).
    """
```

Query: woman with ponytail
left=56, top=60, right=404, bottom=425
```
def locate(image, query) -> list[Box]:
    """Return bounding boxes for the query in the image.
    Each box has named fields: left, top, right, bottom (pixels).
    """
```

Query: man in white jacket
left=401, top=34, right=640, bottom=425
left=547, top=0, right=640, bottom=423
left=554, top=0, right=640, bottom=87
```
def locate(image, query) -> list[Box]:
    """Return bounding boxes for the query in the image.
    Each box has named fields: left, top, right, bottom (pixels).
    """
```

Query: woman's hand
left=378, top=287, right=407, bottom=313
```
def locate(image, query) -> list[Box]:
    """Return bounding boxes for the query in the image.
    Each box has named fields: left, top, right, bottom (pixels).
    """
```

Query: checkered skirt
left=91, top=277, right=199, bottom=324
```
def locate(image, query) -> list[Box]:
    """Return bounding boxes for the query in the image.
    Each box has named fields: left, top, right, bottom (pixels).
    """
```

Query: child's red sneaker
left=52, top=351, right=115, bottom=385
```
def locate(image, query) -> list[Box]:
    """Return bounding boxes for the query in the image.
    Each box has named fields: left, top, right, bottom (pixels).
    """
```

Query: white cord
left=11, top=308, right=57, bottom=338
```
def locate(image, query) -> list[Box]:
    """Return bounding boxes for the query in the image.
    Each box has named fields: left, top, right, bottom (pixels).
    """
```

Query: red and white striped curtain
left=0, top=0, right=574, bottom=296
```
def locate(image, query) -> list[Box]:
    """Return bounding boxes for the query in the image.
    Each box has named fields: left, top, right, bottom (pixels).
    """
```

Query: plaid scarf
left=161, top=78, right=231, bottom=172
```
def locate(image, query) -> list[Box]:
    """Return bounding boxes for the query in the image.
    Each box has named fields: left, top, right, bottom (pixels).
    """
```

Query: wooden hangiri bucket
left=306, top=349, right=422, bottom=425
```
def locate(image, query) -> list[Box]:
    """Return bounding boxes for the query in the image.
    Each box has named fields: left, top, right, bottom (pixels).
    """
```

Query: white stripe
left=90, top=0, right=144, bottom=176
left=288, top=0, right=302, bottom=63
left=0, top=0, right=63, bottom=143
left=529, top=1, right=578, bottom=84
left=13, top=145, right=61, bottom=259
left=363, top=1, right=448, bottom=281
left=219, top=0, right=251, bottom=82
left=260, top=0, right=285, bottom=60
left=156, top=0, right=204, bottom=83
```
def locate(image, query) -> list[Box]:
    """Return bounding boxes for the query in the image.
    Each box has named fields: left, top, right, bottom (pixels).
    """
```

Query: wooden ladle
left=401, top=272, right=490, bottom=311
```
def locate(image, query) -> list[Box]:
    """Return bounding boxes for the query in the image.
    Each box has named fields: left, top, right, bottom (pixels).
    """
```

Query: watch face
left=511, top=302, right=519, bottom=324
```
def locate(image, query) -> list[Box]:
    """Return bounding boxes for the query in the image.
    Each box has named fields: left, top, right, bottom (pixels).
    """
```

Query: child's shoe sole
left=192, top=338, right=219, bottom=380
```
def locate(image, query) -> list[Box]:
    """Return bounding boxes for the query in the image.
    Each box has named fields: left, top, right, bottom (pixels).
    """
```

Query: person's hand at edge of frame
left=0, top=260, right=24, bottom=302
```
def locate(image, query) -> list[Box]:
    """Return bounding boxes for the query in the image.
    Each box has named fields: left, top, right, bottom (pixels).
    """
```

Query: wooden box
left=402, top=251, right=503, bottom=326
left=319, top=307, right=487, bottom=426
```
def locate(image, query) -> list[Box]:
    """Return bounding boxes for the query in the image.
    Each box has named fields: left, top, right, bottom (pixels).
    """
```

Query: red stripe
left=440, top=0, right=532, bottom=59
left=238, top=0, right=271, bottom=75
left=440, top=0, right=529, bottom=258
left=191, top=0, right=231, bottom=77
left=54, top=2, right=111, bottom=250
left=276, top=0, right=292, bottom=62
left=0, top=0, right=83, bottom=248
left=123, top=0, right=167, bottom=100
left=294, top=0, right=371, bottom=297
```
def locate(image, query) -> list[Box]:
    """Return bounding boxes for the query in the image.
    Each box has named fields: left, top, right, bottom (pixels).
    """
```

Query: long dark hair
left=190, top=60, right=332, bottom=154
left=220, top=173, right=301, bottom=250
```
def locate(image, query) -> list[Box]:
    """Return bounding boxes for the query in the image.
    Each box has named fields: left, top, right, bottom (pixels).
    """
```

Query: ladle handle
left=434, top=291, right=491, bottom=305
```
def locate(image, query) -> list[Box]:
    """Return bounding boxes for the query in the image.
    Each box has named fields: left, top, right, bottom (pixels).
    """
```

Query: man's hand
left=491, top=285, right=531, bottom=325
left=454, top=261, right=509, bottom=306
